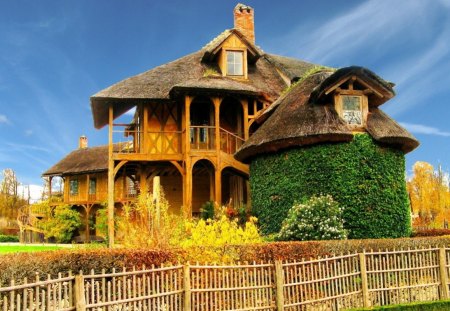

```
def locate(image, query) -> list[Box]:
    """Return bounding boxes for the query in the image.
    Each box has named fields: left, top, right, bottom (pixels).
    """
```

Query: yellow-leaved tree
left=408, top=162, right=450, bottom=228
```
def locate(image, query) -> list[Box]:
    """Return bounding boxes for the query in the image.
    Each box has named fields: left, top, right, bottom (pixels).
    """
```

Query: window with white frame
left=226, top=51, right=244, bottom=76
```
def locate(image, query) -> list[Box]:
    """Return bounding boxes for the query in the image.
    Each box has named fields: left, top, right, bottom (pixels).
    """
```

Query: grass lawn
left=0, top=244, right=64, bottom=254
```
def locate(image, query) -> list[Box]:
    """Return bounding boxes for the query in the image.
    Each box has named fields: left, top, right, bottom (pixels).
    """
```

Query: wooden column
left=215, top=167, right=221, bottom=207
left=139, top=166, right=148, bottom=196
left=213, top=97, right=222, bottom=206
left=142, top=104, right=148, bottom=153
left=153, top=176, right=161, bottom=230
left=241, top=99, right=249, bottom=140
left=213, top=97, right=221, bottom=153
left=183, top=96, right=193, bottom=217
left=184, top=96, right=192, bottom=156
left=107, top=105, right=115, bottom=248
left=183, top=159, right=192, bottom=218
left=85, top=174, right=90, bottom=202
left=48, top=176, right=53, bottom=199
left=83, top=204, right=92, bottom=243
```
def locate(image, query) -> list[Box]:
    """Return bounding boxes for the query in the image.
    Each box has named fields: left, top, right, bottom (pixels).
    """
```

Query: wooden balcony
left=112, top=125, right=245, bottom=159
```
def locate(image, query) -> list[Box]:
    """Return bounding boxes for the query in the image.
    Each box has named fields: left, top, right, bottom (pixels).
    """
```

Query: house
left=42, top=3, right=418, bottom=243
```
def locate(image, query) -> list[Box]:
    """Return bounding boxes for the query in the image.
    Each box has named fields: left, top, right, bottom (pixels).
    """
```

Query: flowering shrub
left=277, top=195, right=347, bottom=241
left=180, top=214, right=262, bottom=263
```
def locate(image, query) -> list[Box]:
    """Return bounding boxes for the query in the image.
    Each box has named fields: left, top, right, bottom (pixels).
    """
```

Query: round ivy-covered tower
left=235, top=67, right=419, bottom=239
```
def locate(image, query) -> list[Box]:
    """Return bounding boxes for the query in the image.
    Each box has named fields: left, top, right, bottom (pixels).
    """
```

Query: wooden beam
left=113, top=160, right=129, bottom=177
left=170, top=161, right=185, bottom=175
left=113, top=153, right=183, bottom=161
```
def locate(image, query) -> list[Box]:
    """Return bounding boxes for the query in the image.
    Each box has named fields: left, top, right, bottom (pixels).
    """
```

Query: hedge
left=411, top=229, right=450, bottom=237
left=250, top=134, right=411, bottom=238
left=0, top=234, right=19, bottom=242
left=347, top=299, right=450, bottom=310
left=0, top=248, right=176, bottom=286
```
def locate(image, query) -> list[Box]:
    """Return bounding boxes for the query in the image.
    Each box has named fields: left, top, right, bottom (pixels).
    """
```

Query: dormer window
left=226, top=51, right=244, bottom=76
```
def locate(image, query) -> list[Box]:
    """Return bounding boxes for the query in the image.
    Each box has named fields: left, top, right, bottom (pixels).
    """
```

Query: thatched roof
left=310, top=66, right=395, bottom=107
left=366, top=108, right=419, bottom=153
left=90, top=27, right=322, bottom=129
left=235, top=67, right=419, bottom=162
left=264, top=54, right=320, bottom=81
left=43, top=145, right=112, bottom=176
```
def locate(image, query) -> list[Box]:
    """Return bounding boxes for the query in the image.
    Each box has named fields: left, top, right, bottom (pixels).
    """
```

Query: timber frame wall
left=106, top=94, right=268, bottom=246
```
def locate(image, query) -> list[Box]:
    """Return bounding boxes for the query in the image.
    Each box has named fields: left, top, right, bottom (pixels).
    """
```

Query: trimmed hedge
left=0, top=248, right=176, bottom=286
left=412, top=229, right=450, bottom=237
left=348, top=299, right=450, bottom=310
left=0, top=234, right=19, bottom=242
left=250, top=134, right=411, bottom=238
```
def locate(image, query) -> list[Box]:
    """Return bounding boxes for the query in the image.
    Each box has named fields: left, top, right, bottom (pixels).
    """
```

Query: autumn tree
left=0, top=169, right=26, bottom=220
left=408, top=162, right=450, bottom=228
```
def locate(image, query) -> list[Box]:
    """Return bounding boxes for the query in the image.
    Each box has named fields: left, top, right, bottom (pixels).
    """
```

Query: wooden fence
left=2, top=247, right=450, bottom=310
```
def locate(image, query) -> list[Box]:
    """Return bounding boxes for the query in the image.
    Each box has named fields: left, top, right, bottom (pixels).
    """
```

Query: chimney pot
left=234, top=3, right=255, bottom=43
left=79, top=135, right=88, bottom=149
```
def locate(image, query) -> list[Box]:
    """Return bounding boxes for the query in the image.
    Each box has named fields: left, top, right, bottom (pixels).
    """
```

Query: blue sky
left=1, top=0, right=450, bottom=196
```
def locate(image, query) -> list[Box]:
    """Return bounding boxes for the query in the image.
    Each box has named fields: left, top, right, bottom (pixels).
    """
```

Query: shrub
left=250, top=134, right=411, bottom=238
left=200, top=201, right=215, bottom=220
left=39, top=204, right=81, bottom=243
left=277, top=195, right=347, bottom=241
left=0, top=234, right=19, bottom=242
left=180, top=214, right=262, bottom=263
left=117, top=191, right=182, bottom=248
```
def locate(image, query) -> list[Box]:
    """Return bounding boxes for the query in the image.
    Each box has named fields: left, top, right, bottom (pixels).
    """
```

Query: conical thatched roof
left=235, top=67, right=419, bottom=162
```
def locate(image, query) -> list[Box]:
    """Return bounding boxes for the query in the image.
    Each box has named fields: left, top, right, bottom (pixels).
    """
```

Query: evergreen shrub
left=250, top=134, right=411, bottom=238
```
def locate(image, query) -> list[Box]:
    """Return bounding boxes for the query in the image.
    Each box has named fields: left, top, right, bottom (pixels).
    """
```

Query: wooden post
left=439, top=247, right=449, bottom=299
left=359, top=252, right=370, bottom=308
left=153, top=176, right=161, bottom=229
left=275, top=260, right=285, bottom=310
left=74, top=275, right=86, bottom=311
left=215, top=167, right=221, bottom=207
left=107, top=104, right=115, bottom=248
left=241, top=99, right=249, bottom=140
left=184, top=264, right=191, bottom=311
left=213, top=97, right=221, bottom=153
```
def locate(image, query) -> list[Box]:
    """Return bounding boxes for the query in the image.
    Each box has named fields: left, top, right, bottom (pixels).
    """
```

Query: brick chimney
left=234, top=3, right=255, bottom=43
left=79, top=135, right=88, bottom=149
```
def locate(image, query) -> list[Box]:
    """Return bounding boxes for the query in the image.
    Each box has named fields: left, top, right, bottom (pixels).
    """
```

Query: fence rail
left=2, top=247, right=450, bottom=310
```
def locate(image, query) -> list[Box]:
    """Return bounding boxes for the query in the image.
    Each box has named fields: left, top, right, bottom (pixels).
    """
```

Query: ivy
left=250, top=134, right=411, bottom=238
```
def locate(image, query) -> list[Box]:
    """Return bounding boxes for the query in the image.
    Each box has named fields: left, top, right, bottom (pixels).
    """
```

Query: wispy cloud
left=272, top=0, right=450, bottom=117
left=0, top=114, right=10, bottom=124
left=400, top=122, right=450, bottom=137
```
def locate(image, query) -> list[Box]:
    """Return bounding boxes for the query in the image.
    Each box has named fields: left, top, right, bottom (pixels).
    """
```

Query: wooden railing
left=2, top=247, right=450, bottom=310
left=190, top=126, right=215, bottom=150
left=220, top=128, right=244, bottom=154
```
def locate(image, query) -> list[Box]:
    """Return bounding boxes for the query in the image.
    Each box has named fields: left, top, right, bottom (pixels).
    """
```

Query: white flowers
left=277, top=195, right=348, bottom=241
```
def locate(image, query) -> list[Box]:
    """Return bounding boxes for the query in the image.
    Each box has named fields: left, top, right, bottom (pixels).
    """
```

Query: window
left=226, top=51, right=244, bottom=76
left=69, top=179, right=79, bottom=196
left=89, top=178, right=96, bottom=195
left=342, top=95, right=363, bottom=125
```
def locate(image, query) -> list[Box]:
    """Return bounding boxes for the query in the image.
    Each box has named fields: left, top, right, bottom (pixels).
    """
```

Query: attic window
left=342, top=95, right=362, bottom=125
left=226, top=51, right=244, bottom=76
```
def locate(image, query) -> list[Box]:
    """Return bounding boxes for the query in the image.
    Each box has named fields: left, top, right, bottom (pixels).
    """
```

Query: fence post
left=275, top=260, right=285, bottom=310
left=359, top=252, right=370, bottom=308
left=184, top=263, right=191, bottom=311
left=74, top=274, right=86, bottom=311
left=439, top=247, right=449, bottom=299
